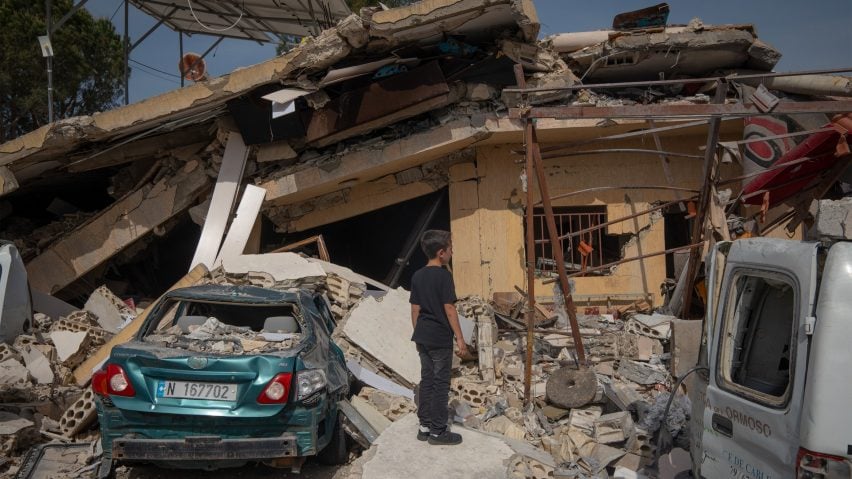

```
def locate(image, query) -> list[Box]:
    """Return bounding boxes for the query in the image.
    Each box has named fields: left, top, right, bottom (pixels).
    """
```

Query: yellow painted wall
left=449, top=132, right=743, bottom=307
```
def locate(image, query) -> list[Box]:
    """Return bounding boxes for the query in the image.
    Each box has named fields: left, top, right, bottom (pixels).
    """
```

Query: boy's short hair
left=421, top=230, right=452, bottom=259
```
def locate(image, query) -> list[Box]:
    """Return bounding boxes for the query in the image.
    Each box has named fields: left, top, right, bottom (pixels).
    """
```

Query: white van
left=0, top=241, right=32, bottom=343
left=688, top=237, right=852, bottom=478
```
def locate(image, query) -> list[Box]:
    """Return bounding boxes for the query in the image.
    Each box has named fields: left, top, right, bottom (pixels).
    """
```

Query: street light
left=38, top=34, right=54, bottom=123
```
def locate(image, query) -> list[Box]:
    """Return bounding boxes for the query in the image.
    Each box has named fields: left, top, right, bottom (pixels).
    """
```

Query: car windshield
left=142, top=298, right=304, bottom=354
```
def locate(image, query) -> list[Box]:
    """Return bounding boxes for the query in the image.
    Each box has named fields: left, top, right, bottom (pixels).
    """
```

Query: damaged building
left=2, top=0, right=821, bottom=310
left=1, top=0, right=852, bottom=477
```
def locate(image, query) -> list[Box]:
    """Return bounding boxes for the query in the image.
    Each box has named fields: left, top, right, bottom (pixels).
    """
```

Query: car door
left=700, top=239, right=819, bottom=479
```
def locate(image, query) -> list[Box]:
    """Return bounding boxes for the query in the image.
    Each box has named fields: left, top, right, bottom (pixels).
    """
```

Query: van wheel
left=317, top=417, right=348, bottom=465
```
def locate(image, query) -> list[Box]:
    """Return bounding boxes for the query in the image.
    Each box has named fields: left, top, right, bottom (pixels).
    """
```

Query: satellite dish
left=179, top=53, right=206, bottom=81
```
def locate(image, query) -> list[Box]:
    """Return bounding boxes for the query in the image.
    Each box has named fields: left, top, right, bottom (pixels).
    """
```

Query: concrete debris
left=20, top=345, right=54, bottom=384
left=144, top=317, right=301, bottom=354
left=48, top=330, right=90, bottom=368
left=83, top=285, right=135, bottom=333
left=351, top=395, right=393, bottom=434
left=809, top=198, right=852, bottom=240
left=221, top=252, right=327, bottom=286
left=0, top=358, right=30, bottom=386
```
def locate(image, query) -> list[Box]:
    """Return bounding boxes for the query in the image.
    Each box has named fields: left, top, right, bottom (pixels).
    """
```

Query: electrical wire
left=129, top=60, right=181, bottom=84
left=129, top=59, right=181, bottom=79
left=108, top=1, right=123, bottom=22
left=187, top=0, right=244, bottom=32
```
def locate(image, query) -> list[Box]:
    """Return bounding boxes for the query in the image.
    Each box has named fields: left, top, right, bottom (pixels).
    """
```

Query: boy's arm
left=411, top=304, right=421, bottom=330
left=444, top=304, right=471, bottom=358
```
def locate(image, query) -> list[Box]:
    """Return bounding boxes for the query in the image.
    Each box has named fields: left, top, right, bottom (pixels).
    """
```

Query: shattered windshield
left=142, top=298, right=304, bottom=354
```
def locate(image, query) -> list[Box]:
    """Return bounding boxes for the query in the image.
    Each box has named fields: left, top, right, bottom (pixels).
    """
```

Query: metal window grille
left=532, top=207, right=607, bottom=276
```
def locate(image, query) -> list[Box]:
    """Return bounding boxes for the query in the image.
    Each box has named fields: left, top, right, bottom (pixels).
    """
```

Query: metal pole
left=516, top=65, right=536, bottom=405
left=681, top=81, right=728, bottom=318
left=123, top=0, right=129, bottom=105
left=45, top=0, right=54, bottom=123
left=179, top=30, right=184, bottom=87
left=542, top=243, right=704, bottom=283
left=530, top=127, right=587, bottom=364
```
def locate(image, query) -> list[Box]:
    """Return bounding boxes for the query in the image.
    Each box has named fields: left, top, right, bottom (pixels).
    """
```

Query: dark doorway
left=279, top=189, right=450, bottom=289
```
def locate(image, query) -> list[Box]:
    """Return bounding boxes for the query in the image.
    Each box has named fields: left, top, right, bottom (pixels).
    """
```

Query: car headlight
left=296, top=369, right=327, bottom=400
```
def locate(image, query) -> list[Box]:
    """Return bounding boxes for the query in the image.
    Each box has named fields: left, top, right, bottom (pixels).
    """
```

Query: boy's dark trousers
left=416, top=343, right=452, bottom=435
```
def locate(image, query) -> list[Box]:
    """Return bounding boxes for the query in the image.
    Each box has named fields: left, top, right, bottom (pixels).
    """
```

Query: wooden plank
left=72, top=264, right=209, bottom=386
left=26, top=165, right=209, bottom=294
left=214, top=184, right=266, bottom=267
left=189, top=131, right=248, bottom=270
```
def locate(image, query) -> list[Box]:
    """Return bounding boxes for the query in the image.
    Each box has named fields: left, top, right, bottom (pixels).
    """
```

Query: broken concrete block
left=616, top=360, right=669, bottom=385
left=84, top=285, right=134, bottom=333
left=670, top=319, right=702, bottom=387
left=604, top=380, right=645, bottom=412
left=0, top=358, right=30, bottom=386
left=593, top=411, right=635, bottom=444
left=0, top=166, right=19, bottom=196
left=541, top=405, right=569, bottom=421
left=567, top=405, right=602, bottom=435
left=59, top=388, right=97, bottom=437
left=507, top=453, right=555, bottom=479
left=580, top=442, right=627, bottom=475
left=483, top=415, right=526, bottom=441
left=627, top=314, right=673, bottom=340
left=625, top=428, right=655, bottom=458
left=256, top=140, right=298, bottom=163
left=0, top=343, right=22, bottom=363
left=452, top=378, right=488, bottom=407
left=351, top=395, right=392, bottom=434
left=21, top=346, right=53, bottom=384
left=810, top=198, right=852, bottom=240
left=49, top=331, right=90, bottom=368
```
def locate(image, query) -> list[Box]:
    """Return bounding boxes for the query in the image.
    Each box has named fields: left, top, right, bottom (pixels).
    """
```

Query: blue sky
left=83, top=0, right=852, bottom=104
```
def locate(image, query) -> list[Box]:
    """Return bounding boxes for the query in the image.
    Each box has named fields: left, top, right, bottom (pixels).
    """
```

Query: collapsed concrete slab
left=25, top=163, right=209, bottom=294
left=342, top=288, right=420, bottom=386
left=564, top=21, right=781, bottom=82
left=221, top=253, right=327, bottom=285
left=367, top=0, right=539, bottom=45
left=354, top=413, right=554, bottom=479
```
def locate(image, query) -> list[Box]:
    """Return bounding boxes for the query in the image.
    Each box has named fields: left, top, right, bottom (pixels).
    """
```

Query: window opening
left=720, top=273, right=796, bottom=403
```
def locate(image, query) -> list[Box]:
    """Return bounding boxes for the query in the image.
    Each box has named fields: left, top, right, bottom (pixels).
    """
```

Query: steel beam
left=510, top=100, right=852, bottom=120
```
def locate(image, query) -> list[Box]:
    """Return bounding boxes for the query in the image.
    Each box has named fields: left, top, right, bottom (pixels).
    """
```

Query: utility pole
left=45, top=0, right=54, bottom=123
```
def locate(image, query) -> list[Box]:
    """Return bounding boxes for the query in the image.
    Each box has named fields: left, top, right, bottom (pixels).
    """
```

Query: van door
left=700, top=238, right=819, bottom=479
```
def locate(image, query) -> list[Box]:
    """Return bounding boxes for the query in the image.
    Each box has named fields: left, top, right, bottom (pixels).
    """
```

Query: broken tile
left=84, top=285, right=134, bottom=333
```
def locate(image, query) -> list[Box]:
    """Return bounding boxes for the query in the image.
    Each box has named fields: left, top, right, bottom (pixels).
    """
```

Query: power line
left=128, top=61, right=181, bottom=84
left=129, top=58, right=181, bottom=79
left=108, top=1, right=123, bottom=22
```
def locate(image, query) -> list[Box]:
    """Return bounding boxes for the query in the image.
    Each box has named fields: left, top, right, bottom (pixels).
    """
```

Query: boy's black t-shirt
left=409, top=266, right=457, bottom=348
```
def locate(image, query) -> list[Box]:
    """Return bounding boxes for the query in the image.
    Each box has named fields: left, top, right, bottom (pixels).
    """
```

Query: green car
left=92, top=285, right=351, bottom=477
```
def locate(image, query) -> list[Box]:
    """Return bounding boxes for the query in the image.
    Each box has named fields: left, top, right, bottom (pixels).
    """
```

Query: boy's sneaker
left=416, top=426, right=430, bottom=441
left=428, top=430, right=462, bottom=445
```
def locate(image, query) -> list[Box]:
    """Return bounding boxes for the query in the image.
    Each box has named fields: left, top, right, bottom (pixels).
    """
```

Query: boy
left=409, top=230, right=470, bottom=446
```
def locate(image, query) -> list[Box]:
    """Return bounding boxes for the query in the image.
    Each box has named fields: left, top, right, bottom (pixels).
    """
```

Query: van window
left=719, top=272, right=796, bottom=406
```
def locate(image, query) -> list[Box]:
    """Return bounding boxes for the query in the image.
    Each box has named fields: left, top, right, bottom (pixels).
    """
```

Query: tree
left=0, top=0, right=125, bottom=142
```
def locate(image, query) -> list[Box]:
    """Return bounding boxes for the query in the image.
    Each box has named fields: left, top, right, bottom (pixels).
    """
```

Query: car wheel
left=317, top=416, right=348, bottom=465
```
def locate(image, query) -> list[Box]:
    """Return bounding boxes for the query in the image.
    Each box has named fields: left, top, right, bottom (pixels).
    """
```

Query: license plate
left=156, top=380, right=237, bottom=401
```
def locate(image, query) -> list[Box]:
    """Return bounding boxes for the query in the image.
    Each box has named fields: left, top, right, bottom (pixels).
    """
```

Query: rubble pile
left=342, top=294, right=694, bottom=478
left=0, top=286, right=134, bottom=477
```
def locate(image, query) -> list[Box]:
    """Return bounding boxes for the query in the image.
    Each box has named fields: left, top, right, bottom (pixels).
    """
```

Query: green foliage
left=0, top=0, right=125, bottom=142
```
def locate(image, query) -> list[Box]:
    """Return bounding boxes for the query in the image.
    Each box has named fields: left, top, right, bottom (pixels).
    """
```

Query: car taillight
left=92, top=364, right=135, bottom=397
left=258, top=373, right=292, bottom=404
left=797, top=447, right=851, bottom=478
